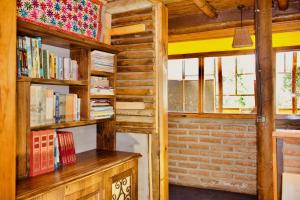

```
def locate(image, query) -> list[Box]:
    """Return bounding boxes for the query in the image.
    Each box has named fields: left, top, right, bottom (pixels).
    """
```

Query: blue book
left=36, top=37, right=43, bottom=78
left=55, top=93, right=60, bottom=123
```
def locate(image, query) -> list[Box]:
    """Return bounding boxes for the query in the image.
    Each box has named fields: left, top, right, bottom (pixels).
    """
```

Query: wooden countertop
left=17, top=150, right=141, bottom=199
left=273, top=129, right=300, bottom=138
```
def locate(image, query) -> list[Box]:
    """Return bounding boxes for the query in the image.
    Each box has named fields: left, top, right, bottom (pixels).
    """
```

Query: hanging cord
left=238, top=5, right=245, bottom=27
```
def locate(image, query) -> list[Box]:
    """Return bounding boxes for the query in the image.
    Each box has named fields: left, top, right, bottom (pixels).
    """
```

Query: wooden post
left=0, top=0, right=16, bottom=198
left=255, top=0, right=275, bottom=199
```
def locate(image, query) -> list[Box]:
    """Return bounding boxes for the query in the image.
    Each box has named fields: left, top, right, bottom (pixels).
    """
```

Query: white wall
left=116, top=132, right=150, bottom=200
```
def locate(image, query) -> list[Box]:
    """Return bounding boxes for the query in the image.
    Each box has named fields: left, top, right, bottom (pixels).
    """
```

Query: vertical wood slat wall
left=111, top=7, right=156, bottom=134
left=110, top=4, right=169, bottom=200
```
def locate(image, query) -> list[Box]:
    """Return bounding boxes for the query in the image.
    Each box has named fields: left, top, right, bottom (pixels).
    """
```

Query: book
left=57, top=132, right=67, bottom=166
left=47, top=130, right=55, bottom=172
left=29, top=131, right=41, bottom=177
left=36, top=37, right=43, bottom=78
left=24, top=37, right=32, bottom=77
left=42, top=49, right=49, bottom=79
left=63, top=57, right=70, bottom=80
left=50, top=53, right=55, bottom=79
left=53, top=130, right=60, bottom=169
left=40, top=131, right=48, bottom=174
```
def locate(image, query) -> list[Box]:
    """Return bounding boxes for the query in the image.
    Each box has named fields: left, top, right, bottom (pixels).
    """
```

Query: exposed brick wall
left=283, top=138, right=300, bottom=174
left=168, top=117, right=257, bottom=195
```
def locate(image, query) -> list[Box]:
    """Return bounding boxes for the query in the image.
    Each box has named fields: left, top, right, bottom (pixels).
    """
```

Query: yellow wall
left=168, top=31, right=300, bottom=55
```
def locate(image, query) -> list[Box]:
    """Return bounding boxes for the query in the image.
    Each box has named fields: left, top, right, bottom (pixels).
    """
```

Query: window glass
left=168, top=59, right=183, bottom=80
left=168, top=80, right=183, bottom=112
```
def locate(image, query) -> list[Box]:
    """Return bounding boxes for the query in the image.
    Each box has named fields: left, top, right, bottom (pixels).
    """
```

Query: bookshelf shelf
left=17, top=20, right=120, bottom=54
left=17, top=77, right=88, bottom=86
left=90, top=70, right=115, bottom=77
left=30, top=119, right=109, bottom=131
left=90, top=95, right=115, bottom=99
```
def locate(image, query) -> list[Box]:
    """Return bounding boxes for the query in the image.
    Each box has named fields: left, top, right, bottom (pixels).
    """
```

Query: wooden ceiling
left=166, top=0, right=254, bottom=18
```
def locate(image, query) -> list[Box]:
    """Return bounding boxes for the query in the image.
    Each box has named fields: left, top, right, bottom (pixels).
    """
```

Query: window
left=276, top=51, right=300, bottom=114
left=168, top=58, right=199, bottom=113
left=167, top=49, right=300, bottom=115
left=203, top=54, right=256, bottom=113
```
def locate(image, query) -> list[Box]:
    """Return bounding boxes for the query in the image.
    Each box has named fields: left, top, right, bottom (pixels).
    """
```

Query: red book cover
left=40, top=131, right=48, bottom=174
left=57, top=132, right=66, bottom=166
left=30, top=131, right=41, bottom=177
left=47, top=130, right=55, bottom=172
left=69, top=132, right=76, bottom=163
left=64, top=132, right=71, bottom=165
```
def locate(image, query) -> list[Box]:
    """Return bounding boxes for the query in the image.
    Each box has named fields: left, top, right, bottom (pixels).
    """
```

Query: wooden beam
left=192, top=0, right=217, bottom=18
left=106, top=0, right=152, bottom=14
left=255, top=0, right=275, bottom=199
left=169, top=20, right=300, bottom=42
left=0, top=0, right=16, bottom=198
left=110, top=24, right=146, bottom=36
left=278, top=0, right=289, bottom=11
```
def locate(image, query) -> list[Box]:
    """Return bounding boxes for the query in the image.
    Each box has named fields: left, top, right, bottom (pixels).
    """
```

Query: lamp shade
left=232, top=27, right=253, bottom=48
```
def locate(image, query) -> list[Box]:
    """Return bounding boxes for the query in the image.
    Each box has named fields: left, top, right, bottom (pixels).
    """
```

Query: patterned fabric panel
left=112, top=175, right=131, bottom=200
left=17, top=0, right=103, bottom=41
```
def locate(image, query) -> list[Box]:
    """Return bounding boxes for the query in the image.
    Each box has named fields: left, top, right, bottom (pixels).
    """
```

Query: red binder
left=47, top=130, right=55, bottom=172
left=30, top=131, right=41, bottom=177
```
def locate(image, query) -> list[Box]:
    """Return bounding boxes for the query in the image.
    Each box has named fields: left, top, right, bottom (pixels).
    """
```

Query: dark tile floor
left=169, top=184, right=258, bottom=200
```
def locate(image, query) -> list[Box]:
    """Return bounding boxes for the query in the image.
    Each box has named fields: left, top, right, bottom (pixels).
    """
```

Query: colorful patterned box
left=17, top=0, right=104, bottom=41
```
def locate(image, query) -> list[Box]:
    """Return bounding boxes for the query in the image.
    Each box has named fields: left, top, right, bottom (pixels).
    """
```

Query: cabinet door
left=104, top=159, right=138, bottom=200
left=64, top=173, right=103, bottom=200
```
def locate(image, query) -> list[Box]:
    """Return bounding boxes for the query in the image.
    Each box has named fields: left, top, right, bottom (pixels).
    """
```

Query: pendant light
left=232, top=5, right=253, bottom=48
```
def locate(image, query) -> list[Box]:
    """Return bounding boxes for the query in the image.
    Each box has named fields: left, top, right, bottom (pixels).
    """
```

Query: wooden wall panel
left=111, top=7, right=156, bottom=134
left=0, top=0, right=16, bottom=198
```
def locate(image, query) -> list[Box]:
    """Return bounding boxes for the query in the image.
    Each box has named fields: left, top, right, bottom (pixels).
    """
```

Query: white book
left=77, top=98, right=81, bottom=121
left=63, top=57, right=70, bottom=80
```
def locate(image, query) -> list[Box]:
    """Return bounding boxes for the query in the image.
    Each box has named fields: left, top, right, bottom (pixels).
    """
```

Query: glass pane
left=237, top=74, right=255, bottom=95
left=204, top=57, right=216, bottom=75
left=168, top=59, right=183, bottom=80
left=168, top=80, right=183, bottom=112
left=223, top=74, right=236, bottom=95
left=222, top=56, right=236, bottom=76
left=184, top=58, right=199, bottom=76
left=276, top=52, right=285, bottom=73
left=223, top=96, right=255, bottom=113
left=237, top=54, right=255, bottom=74
left=184, top=80, right=198, bottom=113
left=204, top=79, right=216, bottom=113
left=276, top=73, right=292, bottom=114
left=285, top=52, right=293, bottom=73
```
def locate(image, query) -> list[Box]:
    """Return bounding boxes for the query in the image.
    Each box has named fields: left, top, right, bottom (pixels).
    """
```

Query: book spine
left=63, top=58, right=70, bottom=80
left=22, top=37, right=28, bottom=77
left=69, top=132, right=76, bottom=163
left=54, top=130, right=60, bottom=169
left=42, top=49, right=48, bottom=79
left=47, top=130, right=55, bottom=172
left=55, top=94, right=60, bottom=123
left=57, top=132, right=66, bottom=166
left=54, top=56, right=58, bottom=79
left=25, top=37, right=32, bottom=77
left=36, top=37, right=43, bottom=78
left=30, top=131, right=41, bottom=177
left=77, top=98, right=81, bottom=121
left=50, top=53, right=55, bottom=79
left=40, top=131, right=48, bottom=174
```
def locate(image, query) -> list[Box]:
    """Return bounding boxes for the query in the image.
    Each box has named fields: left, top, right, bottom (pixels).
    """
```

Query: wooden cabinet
left=17, top=150, right=140, bottom=200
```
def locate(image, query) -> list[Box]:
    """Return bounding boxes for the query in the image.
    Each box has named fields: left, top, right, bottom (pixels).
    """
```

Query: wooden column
left=0, top=0, right=16, bottom=198
left=255, top=0, right=275, bottom=199
left=153, top=2, right=169, bottom=200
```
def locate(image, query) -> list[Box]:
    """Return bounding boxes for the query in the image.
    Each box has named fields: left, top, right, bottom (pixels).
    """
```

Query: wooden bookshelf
left=16, top=150, right=141, bottom=200
left=16, top=20, right=119, bottom=180
left=17, top=77, right=88, bottom=86
left=17, top=20, right=120, bottom=54
left=30, top=119, right=110, bottom=131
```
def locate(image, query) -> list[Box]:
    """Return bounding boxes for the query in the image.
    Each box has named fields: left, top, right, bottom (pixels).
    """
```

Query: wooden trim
left=198, top=57, right=204, bottom=112
left=168, top=112, right=256, bottom=119
left=168, top=50, right=255, bottom=59
left=292, top=51, right=297, bottom=114
left=217, top=57, right=223, bottom=113
left=0, top=0, right=16, bottom=198
left=272, top=136, right=278, bottom=200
